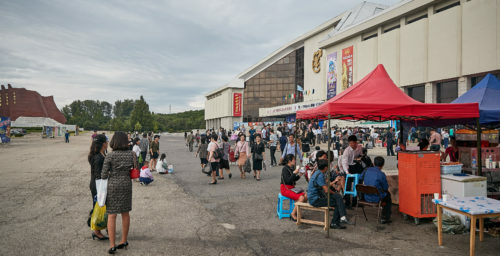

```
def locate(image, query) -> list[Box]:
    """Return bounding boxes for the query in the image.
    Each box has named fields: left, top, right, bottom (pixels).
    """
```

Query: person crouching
left=139, top=161, right=154, bottom=185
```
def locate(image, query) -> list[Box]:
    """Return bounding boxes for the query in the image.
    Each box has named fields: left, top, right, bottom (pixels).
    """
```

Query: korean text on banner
left=0, top=117, right=11, bottom=144
left=341, top=46, right=353, bottom=91
left=233, top=93, right=242, bottom=117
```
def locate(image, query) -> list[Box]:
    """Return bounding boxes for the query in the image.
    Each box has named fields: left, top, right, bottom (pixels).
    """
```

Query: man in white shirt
left=341, top=135, right=363, bottom=174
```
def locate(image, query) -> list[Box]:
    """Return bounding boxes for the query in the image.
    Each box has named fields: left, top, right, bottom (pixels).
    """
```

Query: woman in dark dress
left=101, top=132, right=137, bottom=254
left=280, top=154, right=307, bottom=220
left=251, top=134, right=265, bottom=181
left=88, top=134, right=108, bottom=240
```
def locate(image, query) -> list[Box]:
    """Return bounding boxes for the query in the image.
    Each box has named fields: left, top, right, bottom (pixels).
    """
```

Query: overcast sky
left=0, top=0, right=401, bottom=114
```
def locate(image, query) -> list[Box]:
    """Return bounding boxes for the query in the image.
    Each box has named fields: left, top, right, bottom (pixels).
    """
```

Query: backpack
left=213, top=143, right=224, bottom=160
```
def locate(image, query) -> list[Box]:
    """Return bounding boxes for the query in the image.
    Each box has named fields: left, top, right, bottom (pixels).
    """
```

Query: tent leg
left=326, top=115, right=331, bottom=238
left=476, top=118, right=482, bottom=176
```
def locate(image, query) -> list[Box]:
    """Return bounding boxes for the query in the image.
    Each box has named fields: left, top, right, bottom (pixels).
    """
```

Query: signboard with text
left=341, top=46, right=353, bottom=91
left=0, top=117, right=11, bottom=143
left=233, top=93, right=242, bottom=117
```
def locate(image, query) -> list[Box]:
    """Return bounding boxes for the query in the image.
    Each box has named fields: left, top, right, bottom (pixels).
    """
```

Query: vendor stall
left=451, top=74, right=500, bottom=198
left=296, top=64, right=480, bottom=235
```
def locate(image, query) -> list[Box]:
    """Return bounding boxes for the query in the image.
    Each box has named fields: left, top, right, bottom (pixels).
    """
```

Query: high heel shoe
left=108, top=247, right=117, bottom=254
left=116, top=241, right=129, bottom=249
left=92, top=232, right=109, bottom=240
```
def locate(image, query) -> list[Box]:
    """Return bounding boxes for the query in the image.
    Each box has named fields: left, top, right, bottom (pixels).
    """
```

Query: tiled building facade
left=243, top=48, right=304, bottom=122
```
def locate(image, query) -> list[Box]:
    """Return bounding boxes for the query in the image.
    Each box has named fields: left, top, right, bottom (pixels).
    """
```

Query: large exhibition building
left=204, top=0, right=500, bottom=130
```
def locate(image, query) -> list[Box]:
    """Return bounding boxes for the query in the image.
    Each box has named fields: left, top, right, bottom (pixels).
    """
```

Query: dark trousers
left=65, top=136, right=69, bottom=143
left=311, top=193, right=346, bottom=225
left=140, top=151, right=147, bottom=167
left=382, top=193, right=392, bottom=220
left=139, top=177, right=154, bottom=185
left=270, top=146, right=277, bottom=166
left=386, top=142, right=395, bottom=156
left=316, top=134, right=322, bottom=145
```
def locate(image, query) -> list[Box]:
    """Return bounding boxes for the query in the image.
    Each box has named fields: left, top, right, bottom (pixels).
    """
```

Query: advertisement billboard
left=341, top=46, right=354, bottom=91
left=0, top=117, right=11, bottom=143
left=326, top=52, right=337, bottom=100
left=233, top=93, right=242, bottom=117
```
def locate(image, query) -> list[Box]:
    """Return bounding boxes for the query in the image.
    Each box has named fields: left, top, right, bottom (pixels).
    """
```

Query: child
left=140, top=161, right=154, bottom=185
left=156, top=153, right=168, bottom=174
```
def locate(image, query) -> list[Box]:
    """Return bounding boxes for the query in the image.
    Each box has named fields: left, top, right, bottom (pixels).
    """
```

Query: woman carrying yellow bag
left=88, top=134, right=108, bottom=240
left=91, top=203, right=108, bottom=232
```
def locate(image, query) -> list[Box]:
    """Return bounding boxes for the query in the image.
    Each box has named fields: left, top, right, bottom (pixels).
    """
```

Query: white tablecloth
left=433, top=196, right=500, bottom=215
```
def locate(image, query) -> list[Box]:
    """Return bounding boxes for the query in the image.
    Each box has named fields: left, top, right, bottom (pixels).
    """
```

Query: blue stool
left=344, top=174, right=360, bottom=196
left=277, top=193, right=295, bottom=219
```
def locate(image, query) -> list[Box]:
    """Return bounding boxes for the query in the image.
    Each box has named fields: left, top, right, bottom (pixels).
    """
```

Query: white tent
left=11, top=116, right=62, bottom=128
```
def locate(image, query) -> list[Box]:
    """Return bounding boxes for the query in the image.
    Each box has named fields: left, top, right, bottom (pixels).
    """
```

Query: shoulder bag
left=130, top=151, right=140, bottom=179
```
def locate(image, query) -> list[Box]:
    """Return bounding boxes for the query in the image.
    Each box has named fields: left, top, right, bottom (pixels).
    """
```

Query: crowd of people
left=87, top=122, right=459, bottom=248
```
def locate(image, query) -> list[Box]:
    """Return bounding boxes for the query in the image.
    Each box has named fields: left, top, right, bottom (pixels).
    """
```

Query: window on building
left=471, top=73, right=500, bottom=88
left=407, top=14, right=427, bottom=25
left=407, top=84, right=425, bottom=102
left=436, top=80, right=458, bottom=103
left=435, top=1, right=460, bottom=14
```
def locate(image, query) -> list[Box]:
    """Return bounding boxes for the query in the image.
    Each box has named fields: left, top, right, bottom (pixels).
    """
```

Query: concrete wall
left=317, top=0, right=500, bottom=103
left=462, top=0, right=499, bottom=75
left=303, top=28, right=332, bottom=102
left=205, top=88, right=243, bottom=120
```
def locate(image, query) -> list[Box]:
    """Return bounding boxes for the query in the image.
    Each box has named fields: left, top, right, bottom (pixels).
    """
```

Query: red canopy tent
left=296, top=64, right=479, bottom=121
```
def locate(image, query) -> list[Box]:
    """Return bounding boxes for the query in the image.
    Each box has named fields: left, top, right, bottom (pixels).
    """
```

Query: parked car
left=10, top=128, right=27, bottom=136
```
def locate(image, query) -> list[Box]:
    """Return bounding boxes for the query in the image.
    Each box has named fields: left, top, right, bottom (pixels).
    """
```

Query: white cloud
left=0, top=0, right=402, bottom=114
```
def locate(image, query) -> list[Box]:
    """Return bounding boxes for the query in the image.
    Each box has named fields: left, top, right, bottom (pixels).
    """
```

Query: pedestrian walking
left=101, top=132, right=136, bottom=254
left=235, top=134, right=250, bottom=179
left=208, top=134, right=220, bottom=185
left=269, top=129, right=278, bottom=166
left=196, top=137, right=209, bottom=173
left=64, top=130, right=70, bottom=143
left=87, top=134, right=108, bottom=240
left=384, top=128, right=395, bottom=156
left=218, top=135, right=232, bottom=179
left=149, top=135, right=160, bottom=171
left=139, top=133, right=149, bottom=168
left=251, top=134, right=265, bottom=181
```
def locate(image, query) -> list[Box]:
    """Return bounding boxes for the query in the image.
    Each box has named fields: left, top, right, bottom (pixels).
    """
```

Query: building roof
left=205, top=79, right=245, bottom=97
left=318, top=0, right=431, bottom=48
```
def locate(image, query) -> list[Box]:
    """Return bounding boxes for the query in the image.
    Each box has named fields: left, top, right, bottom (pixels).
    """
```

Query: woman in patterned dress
left=101, top=132, right=137, bottom=254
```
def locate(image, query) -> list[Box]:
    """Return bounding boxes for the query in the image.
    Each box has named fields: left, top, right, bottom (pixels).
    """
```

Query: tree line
left=61, top=96, right=205, bottom=132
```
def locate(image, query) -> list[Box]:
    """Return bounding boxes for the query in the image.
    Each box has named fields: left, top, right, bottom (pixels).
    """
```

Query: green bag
left=138, top=153, right=143, bottom=164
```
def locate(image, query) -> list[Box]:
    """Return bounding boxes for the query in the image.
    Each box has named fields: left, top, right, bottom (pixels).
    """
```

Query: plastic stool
left=277, top=193, right=295, bottom=219
left=344, top=174, right=360, bottom=196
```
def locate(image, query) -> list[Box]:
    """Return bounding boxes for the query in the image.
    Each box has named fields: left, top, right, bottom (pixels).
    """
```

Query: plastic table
left=433, top=196, right=500, bottom=256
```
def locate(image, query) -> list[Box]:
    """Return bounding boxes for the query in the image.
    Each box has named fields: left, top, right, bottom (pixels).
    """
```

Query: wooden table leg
left=470, top=216, right=476, bottom=256
left=479, top=217, right=484, bottom=242
left=437, top=204, right=443, bottom=246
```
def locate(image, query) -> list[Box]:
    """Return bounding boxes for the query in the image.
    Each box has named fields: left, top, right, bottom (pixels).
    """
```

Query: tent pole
left=476, top=118, right=482, bottom=176
left=326, top=115, right=331, bottom=238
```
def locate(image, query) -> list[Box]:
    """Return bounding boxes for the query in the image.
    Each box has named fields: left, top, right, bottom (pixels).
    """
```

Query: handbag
left=130, top=151, right=140, bottom=179
left=95, top=179, right=108, bottom=207
left=253, top=143, right=264, bottom=160
left=90, top=202, right=108, bottom=231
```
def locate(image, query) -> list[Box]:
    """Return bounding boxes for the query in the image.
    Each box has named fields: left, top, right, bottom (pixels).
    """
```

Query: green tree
left=130, top=96, right=152, bottom=131
left=113, top=99, right=135, bottom=118
left=134, top=122, right=142, bottom=131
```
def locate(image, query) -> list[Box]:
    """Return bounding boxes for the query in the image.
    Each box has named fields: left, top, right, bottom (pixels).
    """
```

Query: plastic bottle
left=488, top=155, right=493, bottom=169
left=471, top=156, right=477, bottom=168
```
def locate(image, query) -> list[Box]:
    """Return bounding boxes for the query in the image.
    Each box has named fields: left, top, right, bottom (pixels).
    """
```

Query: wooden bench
left=295, top=202, right=330, bottom=230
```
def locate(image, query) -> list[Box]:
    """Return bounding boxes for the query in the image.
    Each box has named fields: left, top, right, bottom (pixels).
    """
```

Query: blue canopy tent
left=451, top=73, right=500, bottom=176
left=452, top=73, right=500, bottom=127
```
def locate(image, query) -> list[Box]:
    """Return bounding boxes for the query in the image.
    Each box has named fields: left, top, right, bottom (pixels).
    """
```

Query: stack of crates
left=398, top=151, right=441, bottom=224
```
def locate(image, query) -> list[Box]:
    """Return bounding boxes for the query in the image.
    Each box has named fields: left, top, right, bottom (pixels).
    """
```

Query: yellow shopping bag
left=90, top=202, right=108, bottom=231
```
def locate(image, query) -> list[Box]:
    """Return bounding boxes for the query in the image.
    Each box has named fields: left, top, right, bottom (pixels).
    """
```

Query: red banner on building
left=341, top=46, right=354, bottom=91
left=233, top=93, right=242, bottom=117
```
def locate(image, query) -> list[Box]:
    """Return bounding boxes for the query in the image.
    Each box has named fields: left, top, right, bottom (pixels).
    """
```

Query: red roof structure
left=0, top=84, right=66, bottom=124
left=296, top=64, right=479, bottom=121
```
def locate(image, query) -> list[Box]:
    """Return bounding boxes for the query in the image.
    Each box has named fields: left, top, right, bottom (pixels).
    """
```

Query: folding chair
left=355, top=184, right=385, bottom=223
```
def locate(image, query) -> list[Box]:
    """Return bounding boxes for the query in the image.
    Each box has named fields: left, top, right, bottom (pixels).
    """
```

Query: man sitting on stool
left=360, top=156, right=392, bottom=224
left=308, top=159, right=354, bottom=229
